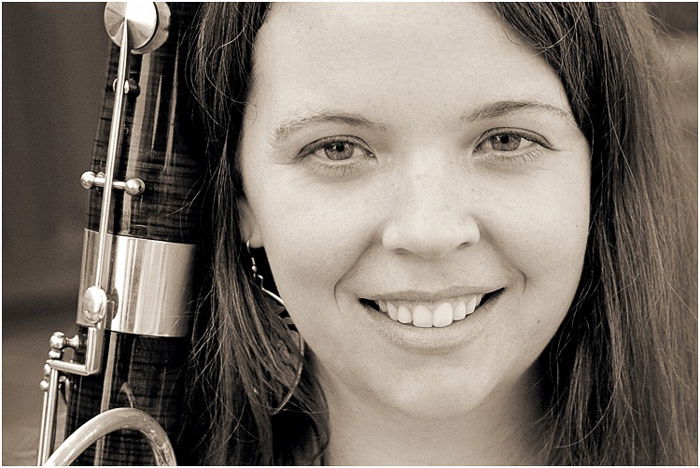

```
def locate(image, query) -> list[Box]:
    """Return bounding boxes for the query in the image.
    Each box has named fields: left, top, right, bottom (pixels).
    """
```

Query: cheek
left=487, top=160, right=590, bottom=276
left=255, top=189, right=382, bottom=363
left=249, top=176, right=377, bottom=309
left=486, top=162, right=590, bottom=341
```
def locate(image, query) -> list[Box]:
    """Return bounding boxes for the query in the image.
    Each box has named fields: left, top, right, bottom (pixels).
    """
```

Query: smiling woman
left=183, top=3, right=696, bottom=465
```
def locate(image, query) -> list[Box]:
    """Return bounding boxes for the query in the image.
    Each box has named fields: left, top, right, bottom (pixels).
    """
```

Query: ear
left=237, top=197, right=263, bottom=248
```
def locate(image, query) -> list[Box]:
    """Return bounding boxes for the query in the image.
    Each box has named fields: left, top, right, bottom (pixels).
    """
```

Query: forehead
left=249, top=3, right=570, bottom=128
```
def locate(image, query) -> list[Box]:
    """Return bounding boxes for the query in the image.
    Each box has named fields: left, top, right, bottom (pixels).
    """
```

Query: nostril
left=456, top=239, right=473, bottom=251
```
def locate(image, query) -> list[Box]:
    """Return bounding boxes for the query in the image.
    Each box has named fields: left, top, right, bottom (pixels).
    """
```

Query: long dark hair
left=492, top=3, right=697, bottom=464
left=186, top=3, right=696, bottom=465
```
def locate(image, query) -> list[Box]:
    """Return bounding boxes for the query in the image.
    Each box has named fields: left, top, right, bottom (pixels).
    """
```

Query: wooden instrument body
left=66, top=333, right=189, bottom=464
left=87, top=4, right=203, bottom=243
left=64, top=4, right=203, bottom=464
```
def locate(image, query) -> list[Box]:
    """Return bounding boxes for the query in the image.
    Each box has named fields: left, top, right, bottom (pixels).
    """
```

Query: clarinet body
left=37, top=3, right=203, bottom=465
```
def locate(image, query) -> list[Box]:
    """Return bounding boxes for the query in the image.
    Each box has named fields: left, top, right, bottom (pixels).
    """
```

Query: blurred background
left=2, top=3, right=697, bottom=465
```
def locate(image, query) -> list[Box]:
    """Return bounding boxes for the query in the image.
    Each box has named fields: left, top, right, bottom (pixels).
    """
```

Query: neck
left=321, top=365, right=546, bottom=465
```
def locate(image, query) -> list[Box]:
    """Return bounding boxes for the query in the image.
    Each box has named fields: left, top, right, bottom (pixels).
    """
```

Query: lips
left=360, top=289, right=502, bottom=328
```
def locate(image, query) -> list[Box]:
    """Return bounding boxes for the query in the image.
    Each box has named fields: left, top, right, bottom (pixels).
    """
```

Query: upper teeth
left=373, top=295, right=484, bottom=328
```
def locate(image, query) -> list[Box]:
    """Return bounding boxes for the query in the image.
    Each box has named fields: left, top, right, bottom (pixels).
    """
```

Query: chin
left=373, top=369, right=500, bottom=421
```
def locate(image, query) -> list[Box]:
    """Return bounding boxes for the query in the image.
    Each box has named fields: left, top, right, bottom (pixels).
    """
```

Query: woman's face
left=239, top=3, right=590, bottom=418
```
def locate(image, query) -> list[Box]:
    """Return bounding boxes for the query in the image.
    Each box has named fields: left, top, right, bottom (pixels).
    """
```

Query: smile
left=361, top=290, right=502, bottom=328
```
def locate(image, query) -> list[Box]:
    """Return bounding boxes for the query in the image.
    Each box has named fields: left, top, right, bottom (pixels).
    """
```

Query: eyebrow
left=463, top=100, right=575, bottom=124
left=271, top=111, right=388, bottom=147
left=270, top=100, right=575, bottom=147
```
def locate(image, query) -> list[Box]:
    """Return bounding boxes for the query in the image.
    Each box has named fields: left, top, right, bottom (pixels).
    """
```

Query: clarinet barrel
left=37, top=3, right=203, bottom=465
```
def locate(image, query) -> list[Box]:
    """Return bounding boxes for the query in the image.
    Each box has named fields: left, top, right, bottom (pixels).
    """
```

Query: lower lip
left=360, top=291, right=502, bottom=355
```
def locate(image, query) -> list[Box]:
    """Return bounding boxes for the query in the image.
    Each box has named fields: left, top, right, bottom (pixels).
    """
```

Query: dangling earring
left=247, top=240, right=284, bottom=305
left=246, top=241, right=305, bottom=415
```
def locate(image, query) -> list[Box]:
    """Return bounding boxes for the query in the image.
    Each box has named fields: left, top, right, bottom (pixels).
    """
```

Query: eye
left=485, top=133, right=532, bottom=151
left=474, top=128, right=550, bottom=164
left=301, top=136, right=373, bottom=162
left=320, top=141, right=362, bottom=161
left=296, top=135, right=376, bottom=178
left=477, top=131, right=538, bottom=152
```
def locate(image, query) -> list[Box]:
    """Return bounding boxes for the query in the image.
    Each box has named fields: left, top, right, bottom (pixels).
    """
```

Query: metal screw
left=80, top=171, right=96, bottom=189
left=123, top=178, right=145, bottom=196
left=65, top=335, right=81, bottom=350
left=49, top=332, right=66, bottom=350
left=82, top=286, right=108, bottom=323
left=123, top=79, right=140, bottom=95
left=112, top=78, right=140, bottom=96
left=80, top=171, right=145, bottom=197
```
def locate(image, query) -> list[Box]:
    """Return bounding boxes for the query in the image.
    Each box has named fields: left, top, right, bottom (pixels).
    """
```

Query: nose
left=381, top=157, right=481, bottom=259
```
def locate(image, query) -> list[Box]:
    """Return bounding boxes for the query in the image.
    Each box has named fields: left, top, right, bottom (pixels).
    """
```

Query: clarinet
left=37, top=3, right=203, bottom=465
